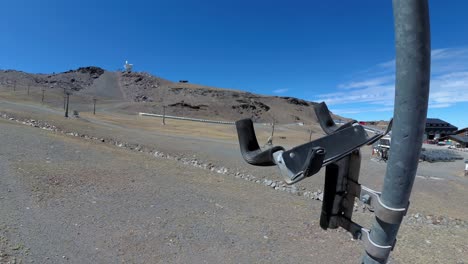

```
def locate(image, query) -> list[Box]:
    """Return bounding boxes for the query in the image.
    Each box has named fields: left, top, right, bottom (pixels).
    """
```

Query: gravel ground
left=1, top=98, right=467, bottom=218
left=1, top=98, right=467, bottom=263
left=0, top=119, right=366, bottom=263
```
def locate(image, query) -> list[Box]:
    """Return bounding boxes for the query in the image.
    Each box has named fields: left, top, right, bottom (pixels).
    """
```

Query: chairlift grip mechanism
left=234, top=102, right=406, bottom=262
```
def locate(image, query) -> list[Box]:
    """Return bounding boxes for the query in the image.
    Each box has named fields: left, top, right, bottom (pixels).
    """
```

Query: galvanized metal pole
left=362, top=0, right=431, bottom=263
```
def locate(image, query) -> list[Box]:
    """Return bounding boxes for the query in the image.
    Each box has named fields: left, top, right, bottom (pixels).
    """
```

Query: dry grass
left=1, top=89, right=321, bottom=146
left=89, top=112, right=322, bottom=147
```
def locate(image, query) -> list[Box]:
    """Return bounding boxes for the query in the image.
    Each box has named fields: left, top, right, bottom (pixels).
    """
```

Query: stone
left=317, top=193, right=324, bottom=201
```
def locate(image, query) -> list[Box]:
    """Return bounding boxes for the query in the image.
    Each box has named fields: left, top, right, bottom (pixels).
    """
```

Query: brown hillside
left=0, top=67, right=342, bottom=124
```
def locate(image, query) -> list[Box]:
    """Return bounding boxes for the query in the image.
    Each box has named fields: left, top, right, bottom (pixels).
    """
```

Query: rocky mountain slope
left=0, top=66, right=338, bottom=124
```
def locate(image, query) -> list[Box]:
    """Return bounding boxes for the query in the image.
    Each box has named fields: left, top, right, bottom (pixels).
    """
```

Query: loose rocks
left=0, top=111, right=332, bottom=202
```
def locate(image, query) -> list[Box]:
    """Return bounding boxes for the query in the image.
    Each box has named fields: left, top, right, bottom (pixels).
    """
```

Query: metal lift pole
left=362, top=0, right=431, bottom=263
left=65, top=93, right=70, bottom=118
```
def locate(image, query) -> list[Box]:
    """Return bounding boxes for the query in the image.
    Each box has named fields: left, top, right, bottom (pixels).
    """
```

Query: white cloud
left=273, top=88, right=288, bottom=94
left=377, top=60, right=395, bottom=69
left=338, top=76, right=394, bottom=89
left=429, top=103, right=452, bottom=109
left=431, top=47, right=468, bottom=60
left=331, top=102, right=455, bottom=116
left=315, top=47, right=468, bottom=114
left=317, top=84, right=395, bottom=105
left=332, top=106, right=394, bottom=115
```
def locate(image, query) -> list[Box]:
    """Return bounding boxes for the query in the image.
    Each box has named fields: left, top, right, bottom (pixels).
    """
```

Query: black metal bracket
left=275, top=103, right=392, bottom=184
left=279, top=123, right=374, bottom=184
left=319, top=151, right=402, bottom=260
left=313, top=103, right=403, bottom=260
left=234, top=102, right=400, bottom=260
left=235, top=102, right=392, bottom=185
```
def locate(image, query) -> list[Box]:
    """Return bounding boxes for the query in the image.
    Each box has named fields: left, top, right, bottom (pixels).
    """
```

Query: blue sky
left=1, top=0, right=467, bottom=128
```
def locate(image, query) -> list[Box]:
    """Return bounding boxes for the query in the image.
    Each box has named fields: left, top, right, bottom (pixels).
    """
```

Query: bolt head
left=361, top=194, right=371, bottom=203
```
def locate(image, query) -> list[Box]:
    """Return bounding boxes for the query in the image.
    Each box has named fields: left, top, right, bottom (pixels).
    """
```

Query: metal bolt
left=354, top=231, right=362, bottom=240
left=361, top=194, right=371, bottom=204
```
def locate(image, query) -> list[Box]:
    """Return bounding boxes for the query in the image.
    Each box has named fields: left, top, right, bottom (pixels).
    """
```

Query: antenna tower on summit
left=124, top=60, right=133, bottom=73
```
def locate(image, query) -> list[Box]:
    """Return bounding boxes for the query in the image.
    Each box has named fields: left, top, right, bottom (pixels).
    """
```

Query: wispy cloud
left=273, top=88, right=289, bottom=94
left=315, top=47, right=468, bottom=114
left=332, top=106, right=394, bottom=115
left=337, top=76, right=394, bottom=90
left=376, top=60, right=395, bottom=69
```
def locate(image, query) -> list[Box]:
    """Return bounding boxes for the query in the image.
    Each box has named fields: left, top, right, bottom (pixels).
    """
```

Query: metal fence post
left=93, top=98, right=97, bottom=115
left=362, top=0, right=431, bottom=263
left=65, top=93, right=70, bottom=118
left=63, top=88, right=66, bottom=109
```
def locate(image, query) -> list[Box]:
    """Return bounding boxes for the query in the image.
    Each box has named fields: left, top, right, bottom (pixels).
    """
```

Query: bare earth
left=0, top=90, right=467, bottom=263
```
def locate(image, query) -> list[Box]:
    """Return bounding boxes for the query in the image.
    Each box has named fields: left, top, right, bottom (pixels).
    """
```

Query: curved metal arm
left=235, top=119, right=284, bottom=166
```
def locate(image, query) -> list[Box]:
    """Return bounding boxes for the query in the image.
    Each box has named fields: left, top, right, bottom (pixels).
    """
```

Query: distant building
left=124, top=60, right=133, bottom=73
left=424, top=118, right=458, bottom=140
left=448, top=127, right=468, bottom=148
left=455, top=127, right=468, bottom=137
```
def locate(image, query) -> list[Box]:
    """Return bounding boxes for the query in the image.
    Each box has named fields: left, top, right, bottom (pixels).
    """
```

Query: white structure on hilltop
left=124, top=60, right=133, bottom=73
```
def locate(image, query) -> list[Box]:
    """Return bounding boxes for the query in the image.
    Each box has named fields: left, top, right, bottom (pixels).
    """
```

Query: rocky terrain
left=0, top=104, right=467, bottom=263
left=0, top=67, right=339, bottom=124
left=0, top=67, right=104, bottom=92
left=1, top=66, right=467, bottom=263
